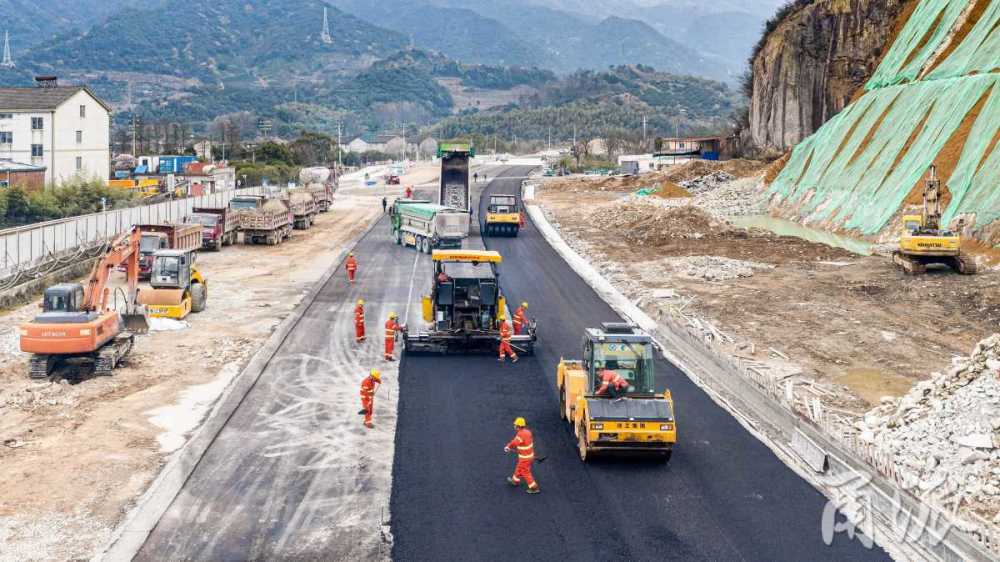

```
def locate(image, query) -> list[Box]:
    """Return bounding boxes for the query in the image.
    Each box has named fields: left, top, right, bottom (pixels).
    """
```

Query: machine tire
left=191, top=283, right=207, bottom=313
left=559, top=387, right=567, bottom=421
left=394, top=229, right=402, bottom=245
left=577, top=421, right=590, bottom=462
left=422, top=237, right=431, bottom=254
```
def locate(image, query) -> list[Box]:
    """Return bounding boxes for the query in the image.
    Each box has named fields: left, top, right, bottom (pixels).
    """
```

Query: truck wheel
left=422, top=237, right=431, bottom=254
left=214, top=239, right=223, bottom=251
left=394, top=229, right=402, bottom=245
left=191, top=283, right=207, bottom=313
left=415, top=236, right=424, bottom=252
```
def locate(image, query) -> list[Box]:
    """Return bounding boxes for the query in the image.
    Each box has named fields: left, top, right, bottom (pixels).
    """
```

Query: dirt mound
left=662, top=159, right=767, bottom=182
left=596, top=202, right=730, bottom=245
left=654, top=181, right=692, bottom=199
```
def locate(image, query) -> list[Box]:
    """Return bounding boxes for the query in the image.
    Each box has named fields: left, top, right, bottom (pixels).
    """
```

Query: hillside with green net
left=770, top=0, right=1000, bottom=237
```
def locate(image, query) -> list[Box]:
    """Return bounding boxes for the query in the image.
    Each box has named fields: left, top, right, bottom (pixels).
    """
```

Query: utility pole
left=131, top=114, right=137, bottom=155
left=547, top=126, right=551, bottom=151
left=337, top=121, right=343, bottom=171
left=642, top=114, right=647, bottom=150
left=1, top=31, right=14, bottom=68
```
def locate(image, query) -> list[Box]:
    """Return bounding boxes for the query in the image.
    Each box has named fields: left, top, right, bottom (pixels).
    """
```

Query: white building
left=0, top=80, right=111, bottom=187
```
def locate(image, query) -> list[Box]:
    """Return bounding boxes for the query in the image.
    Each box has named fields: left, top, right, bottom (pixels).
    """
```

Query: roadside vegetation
left=0, top=180, right=135, bottom=227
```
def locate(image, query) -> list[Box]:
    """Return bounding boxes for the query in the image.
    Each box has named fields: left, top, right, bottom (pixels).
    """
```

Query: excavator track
left=28, top=355, right=57, bottom=379
left=892, top=252, right=926, bottom=275
left=94, top=334, right=134, bottom=374
left=956, top=255, right=978, bottom=275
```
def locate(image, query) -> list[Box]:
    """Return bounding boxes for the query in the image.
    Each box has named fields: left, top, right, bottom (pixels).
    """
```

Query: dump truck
left=138, top=249, right=207, bottom=319
left=299, top=167, right=336, bottom=212
left=893, top=166, right=977, bottom=275
left=390, top=200, right=470, bottom=252
left=136, top=223, right=202, bottom=279
left=282, top=189, right=318, bottom=230
left=557, top=323, right=676, bottom=462
left=239, top=197, right=293, bottom=245
left=20, top=229, right=149, bottom=378
left=404, top=250, right=536, bottom=354
left=484, top=194, right=522, bottom=237
left=438, top=143, right=474, bottom=211
left=186, top=206, right=238, bottom=251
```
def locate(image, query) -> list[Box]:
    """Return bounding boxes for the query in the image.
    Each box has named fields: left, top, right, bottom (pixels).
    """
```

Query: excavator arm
left=84, top=228, right=142, bottom=314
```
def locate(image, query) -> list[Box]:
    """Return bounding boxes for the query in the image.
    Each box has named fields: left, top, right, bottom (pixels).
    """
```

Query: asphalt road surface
left=389, top=167, right=890, bottom=561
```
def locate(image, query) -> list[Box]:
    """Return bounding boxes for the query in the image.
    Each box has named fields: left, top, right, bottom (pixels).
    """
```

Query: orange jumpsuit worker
left=498, top=319, right=518, bottom=363
left=384, top=312, right=402, bottom=361
left=512, top=302, right=528, bottom=335
left=345, top=253, right=358, bottom=283
left=596, top=369, right=629, bottom=399
left=354, top=299, right=366, bottom=343
left=404, top=185, right=413, bottom=198
left=505, top=417, right=540, bottom=494
left=359, top=369, right=381, bottom=428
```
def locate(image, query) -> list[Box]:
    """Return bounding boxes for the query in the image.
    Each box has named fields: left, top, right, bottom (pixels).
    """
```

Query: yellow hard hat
left=349, top=252, right=354, bottom=257
left=521, top=302, right=528, bottom=309
left=513, top=417, right=526, bottom=428
left=370, top=368, right=381, bottom=381
left=389, top=312, right=398, bottom=318
left=357, top=299, right=364, bottom=306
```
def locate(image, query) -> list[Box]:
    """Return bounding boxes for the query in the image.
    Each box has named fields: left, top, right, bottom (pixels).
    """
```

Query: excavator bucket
left=137, top=289, right=191, bottom=319
left=123, top=312, right=150, bottom=334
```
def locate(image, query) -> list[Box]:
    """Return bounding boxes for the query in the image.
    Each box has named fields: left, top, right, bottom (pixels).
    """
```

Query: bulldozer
left=137, top=249, right=207, bottom=319
left=557, top=323, right=676, bottom=462
left=893, top=166, right=977, bottom=275
left=20, top=229, right=149, bottom=378
left=404, top=250, right=536, bottom=354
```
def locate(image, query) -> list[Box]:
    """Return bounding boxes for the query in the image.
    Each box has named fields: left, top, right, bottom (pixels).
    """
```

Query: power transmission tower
left=1, top=31, right=15, bottom=68
left=321, top=7, right=333, bottom=44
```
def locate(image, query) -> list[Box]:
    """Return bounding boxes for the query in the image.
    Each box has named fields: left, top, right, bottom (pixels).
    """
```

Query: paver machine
left=557, top=323, right=676, bottom=462
left=893, top=166, right=977, bottom=275
left=404, top=250, right=536, bottom=354
left=19, top=228, right=149, bottom=378
left=137, top=249, right=207, bottom=319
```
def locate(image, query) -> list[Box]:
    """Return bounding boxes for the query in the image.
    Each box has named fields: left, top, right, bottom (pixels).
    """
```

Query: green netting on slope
left=941, top=81, right=1000, bottom=226
left=926, top=0, right=1000, bottom=79
left=866, top=0, right=968, bottom=88
left=771, top=74, right=1000, bottom=234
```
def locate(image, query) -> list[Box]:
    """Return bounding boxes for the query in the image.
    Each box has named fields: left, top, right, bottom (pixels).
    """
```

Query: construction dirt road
left=0, top=163, right=435, bottom=561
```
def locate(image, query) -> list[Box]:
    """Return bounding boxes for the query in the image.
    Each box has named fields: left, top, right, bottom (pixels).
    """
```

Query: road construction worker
left=512, top=302, right=528, bottom=335
left=354, top=299, right=366, bottom=343
left=498, top=319, right=518, bottom=363
left=505, top=417, right=539, bottom=494
left=345, top=253, right=358, bottom=283
left=359, top=369, right=381, bottom=428
left=404, top=185, right=413, bottom=198
left=473, top=172, right=479, bottom=183
left=596, top=368, right=628, bottom=399
left=384, top=313, right=402, bottom=361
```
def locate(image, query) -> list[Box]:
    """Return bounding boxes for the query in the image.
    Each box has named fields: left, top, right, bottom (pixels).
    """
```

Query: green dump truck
left=390, top=199, right=470, bottom=253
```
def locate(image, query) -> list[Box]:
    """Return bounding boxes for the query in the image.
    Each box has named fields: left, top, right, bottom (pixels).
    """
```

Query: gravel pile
left=662, top=255, right=773, bottom=281
left=680, top=171, right=736, bottom=194
left=857, top=334, right=1000, bottom=520
left=591, top=201, right=731, bottom=245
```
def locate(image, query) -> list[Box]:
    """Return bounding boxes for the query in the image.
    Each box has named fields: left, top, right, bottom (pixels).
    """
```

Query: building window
left=31, top=117, right=43, bottom=130
left=76, top=130, right=82, bottom=144
left=80, top=105, right=86, bottom=118
left=31, top=144, right=43, bottom=157
left=0, top=113, right=11, bottom=120
left=76, top=157, right=83, bottom=171
left=0, top=131, right=12, bottom=144
left=0, top=180, right=8, bottom=189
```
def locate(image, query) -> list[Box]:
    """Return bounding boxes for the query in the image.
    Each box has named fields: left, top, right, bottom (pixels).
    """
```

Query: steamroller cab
left=404, top=250, right=536, bottom=354
left=557, top=323, right=676, bottom=462
left=138, top=249, right=207, bottom=319
left=484, top=194, right=522, bottom=237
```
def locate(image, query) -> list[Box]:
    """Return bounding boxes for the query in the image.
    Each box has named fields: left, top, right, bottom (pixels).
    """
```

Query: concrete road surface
left=389, top=167, right=890, bottom=561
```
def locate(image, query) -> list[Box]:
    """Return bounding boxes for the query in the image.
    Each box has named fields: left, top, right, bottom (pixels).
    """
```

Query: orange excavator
left=19, top=228, right=149, bottom=378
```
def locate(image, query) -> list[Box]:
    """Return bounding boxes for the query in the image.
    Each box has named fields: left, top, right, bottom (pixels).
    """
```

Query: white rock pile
left=661, top=255, right=773, bottom=282
left=857, top=334, right=1000, bottom=519
left=680, top=171, right=736, bottom=194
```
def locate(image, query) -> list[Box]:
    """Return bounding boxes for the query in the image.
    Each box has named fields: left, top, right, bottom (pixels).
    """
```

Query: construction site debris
left=594, top=202, right=731, bottom=245
left=660, top=255, right=773, bottom=281
left=679, top=171, right=736, bottom=195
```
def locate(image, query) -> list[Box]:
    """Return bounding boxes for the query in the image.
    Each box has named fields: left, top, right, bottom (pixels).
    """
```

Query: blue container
left=114, top=170, right=131, bottom=179
left=701, top=151, right=720, bottom=161
left=157, top=155, right=197, bottom=173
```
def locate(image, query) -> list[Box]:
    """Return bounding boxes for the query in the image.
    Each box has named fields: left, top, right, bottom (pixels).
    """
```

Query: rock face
left=748, top=0, right=911, bottom=152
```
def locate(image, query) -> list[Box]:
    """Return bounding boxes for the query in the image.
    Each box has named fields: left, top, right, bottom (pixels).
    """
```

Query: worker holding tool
left=512, top=302, right=528, bottom=335
left=384, top=312, right=402, bottom=361
left=354, top=299, right=366, bottom=343
left=505, top=417, right=540, bottom=494
left=345, top=253, right=358, bottom=284
left=596, top=367, right=628, bottom=398
left=498, top=319, right=518, bottom=363
left=359, top=369, right=381, bottom=429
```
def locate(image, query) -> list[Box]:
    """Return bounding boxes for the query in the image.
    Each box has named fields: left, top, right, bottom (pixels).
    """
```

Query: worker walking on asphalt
left=473, top=172, right=479, bottom=183
left=354, top=299, right=366, bottom=343
left=346, top=253, right=358, bottom=284
left=505, top=417, right=540, bottom=494
left=359, top=369, right=381, bottom=429
left=512, top=302, right=528, bottom=335
left=404, top=185, right=413, bottom=198
left=498, top=319, right=518, bottom=363
left=596, top=368, right=628, bottom=399
left=381, top=197, right=387, bottom=213
left=384, top=312, right=402, bottom=361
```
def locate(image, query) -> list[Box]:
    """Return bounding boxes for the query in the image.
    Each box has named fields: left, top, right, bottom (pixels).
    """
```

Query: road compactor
left=557, top=323, right=676, bottom=462
left=404, top=250, right=536, bottom=354
left=484, top=194, right=523, bottom=237
left=137, top=249, right=207, bottom=319
left=19, top=229, right=149, bottom=378
left=893, top=166, right=977, bottom=275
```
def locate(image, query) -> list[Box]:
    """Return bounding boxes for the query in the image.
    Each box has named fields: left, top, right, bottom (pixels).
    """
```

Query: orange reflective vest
left=500, top=322, right=512, bottom=342
left=385, top=319, right=400, bottom=338
left=354, top=305, right=365, bottom=325
left=597, top=370, right=628, bottom=395
left=360, top=376, right=379, bottom=399
left=507, top=428, right=534, bottom=460
left=513, top=307, right=525, bottom=330
left=346, top=257, right=358, bottom=273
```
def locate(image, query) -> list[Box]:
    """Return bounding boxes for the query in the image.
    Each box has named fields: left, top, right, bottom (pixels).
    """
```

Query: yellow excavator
left=893, top=166, right=977, bottom=275
left=137, top=249, right=207, bottom=319
left=557, top=323, right=676, bottom=462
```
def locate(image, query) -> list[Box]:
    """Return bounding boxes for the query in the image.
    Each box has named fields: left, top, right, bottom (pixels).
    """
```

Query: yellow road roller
left=138, top=249, right=207, bottom=319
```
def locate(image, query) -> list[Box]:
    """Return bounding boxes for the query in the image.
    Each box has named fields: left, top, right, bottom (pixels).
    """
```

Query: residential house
left=0, top=158, right=46, bottom=191
left=0, top=77, right=111, bottom=186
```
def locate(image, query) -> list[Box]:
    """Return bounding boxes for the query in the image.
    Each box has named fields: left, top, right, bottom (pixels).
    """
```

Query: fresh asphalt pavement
left=389, top=167, right=890, bottom=561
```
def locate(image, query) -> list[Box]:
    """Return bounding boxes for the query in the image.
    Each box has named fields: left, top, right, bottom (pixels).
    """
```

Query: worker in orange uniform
left=596, top=368, right=629, bottom=399
left=512, top=302, right=528, bottom=336
left=359, top=368, right=381, bottom=428
left=384, top=312, right=402, bottom=361
left=354, top=299, right=366, bottom=343
left=505, top=417, right=540, bottom=494
left=345, top=253, right=358, bottom=283
left=498, top=319, right=518, bottom=363
left=404, top=185, right=413, bottom=198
